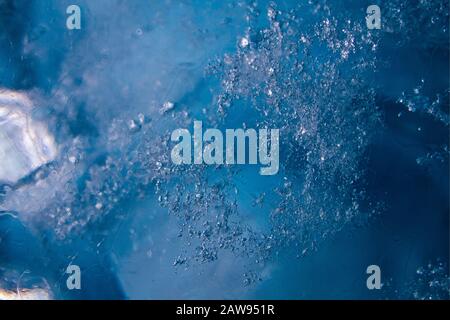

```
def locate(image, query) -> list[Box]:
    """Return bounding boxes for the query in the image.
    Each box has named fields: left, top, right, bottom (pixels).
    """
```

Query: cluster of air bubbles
left=205, top=1, right=382, bottom=260
left=397, top=81, right=449, bottom=127
left=154, top=164, right=272, bottom=267
left=395, top=80, right=449, bottom=170
left=386, top=259, right=450, bottom=300
left=68, top=0, right=385, bottom=271
left=382, top=0, right=449, bottom=47
left=415, top=146, right=449, bottom=168
left=1, top=110, right=163, bottom=239
left=1, top=0, right=446, bottom=290
left=410, top=260, right=450, bottom=300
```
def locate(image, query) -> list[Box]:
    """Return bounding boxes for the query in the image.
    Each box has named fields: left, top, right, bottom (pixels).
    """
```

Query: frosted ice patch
left=0, top=288, right=53, bottom=300
left=0, top=89, right=57, bottom=185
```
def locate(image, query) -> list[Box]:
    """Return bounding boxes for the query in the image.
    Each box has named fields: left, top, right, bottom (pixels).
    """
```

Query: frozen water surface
left=0, top=90, right=57, bottom=185
left=0, top=0, right=448, bottom=299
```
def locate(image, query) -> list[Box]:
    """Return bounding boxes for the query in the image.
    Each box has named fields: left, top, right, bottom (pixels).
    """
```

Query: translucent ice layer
left=0, top=90, right=57, bottom=185
left=0, top=288, right=52, bottom=300
left=0, top=0, right=447, bottom=299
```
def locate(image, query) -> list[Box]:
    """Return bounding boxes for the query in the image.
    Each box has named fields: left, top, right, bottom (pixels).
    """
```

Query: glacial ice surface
left=0, top=0, right=448, bottom=299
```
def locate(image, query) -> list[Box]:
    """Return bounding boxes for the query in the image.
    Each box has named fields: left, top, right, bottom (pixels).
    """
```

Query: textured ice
left=384, top=259, right=450, bottom=300
left=0, top=268, right=52, bottom=300
left=0, top=90, right=57, bottom=185
left=0, top=287, right=52, bottom=300
left=0, top=0, right=448, bottom=299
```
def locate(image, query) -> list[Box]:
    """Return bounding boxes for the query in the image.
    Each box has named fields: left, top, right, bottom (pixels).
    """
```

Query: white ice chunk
left=0, top=89, right=58, bottom=185
left=0, top=288, right=52, bottom=300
